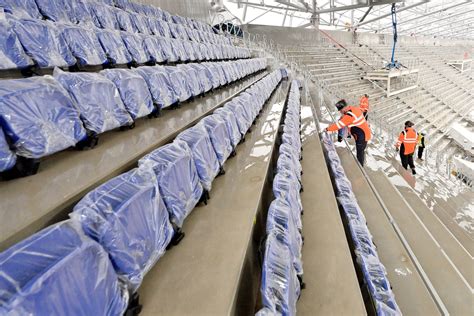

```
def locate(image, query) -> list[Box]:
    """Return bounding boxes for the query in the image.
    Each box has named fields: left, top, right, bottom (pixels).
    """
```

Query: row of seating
left=0, top=70, right=284, bottom=315
left=1, top=14, right=249, bottom=70
left=0, top=58, right=267, bottom=177
left=322, top=133, right=401, bottom=315
left=257, top=80, right=304, bottom=316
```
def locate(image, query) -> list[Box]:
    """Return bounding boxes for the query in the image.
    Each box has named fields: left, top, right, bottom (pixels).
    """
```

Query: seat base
left=0, top=157, right=40, bottom=180
left=125, top=292, right=143, bottom=316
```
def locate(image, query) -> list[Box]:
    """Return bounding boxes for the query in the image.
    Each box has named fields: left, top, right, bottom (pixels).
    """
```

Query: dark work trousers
left=400, top=144, right=415, bottom=170
left=418, top=147, right=424, bottom=159
left=356, top=140, right=368, bottom=166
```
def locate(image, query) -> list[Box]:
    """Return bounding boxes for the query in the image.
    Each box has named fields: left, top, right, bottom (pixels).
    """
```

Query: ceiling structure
left=220, top=0, right=474, bottom=40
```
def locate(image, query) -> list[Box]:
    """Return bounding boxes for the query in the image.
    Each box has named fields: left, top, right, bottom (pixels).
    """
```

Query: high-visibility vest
left=327, top=106, right=372, bottom=142
left=396, top=127, right=418, bottom=154
left=359, top=96, right=369, bottom=112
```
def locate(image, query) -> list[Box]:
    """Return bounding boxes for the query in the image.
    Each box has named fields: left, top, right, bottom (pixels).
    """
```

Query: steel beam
left=413, top=16, right=474, bottom=35
left=356, top=1, right=429, bottom=27
left=275, top=0, right=308, bottom=12
left=315, top=0, right=403, bottom=14
left=399, top=9, right=474, bottom=33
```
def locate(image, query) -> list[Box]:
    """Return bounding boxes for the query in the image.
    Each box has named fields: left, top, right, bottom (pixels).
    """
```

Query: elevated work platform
left=364, top=68, right=419, bottom=97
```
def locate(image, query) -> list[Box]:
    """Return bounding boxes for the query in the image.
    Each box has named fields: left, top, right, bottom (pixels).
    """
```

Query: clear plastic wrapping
left=134, top=66, right=177, bottom=108
left=164, top=66, right=191, bottom=102
left=0, top=220, right=129, bottom=315
left=225, top=100, right=252, bottom=136
left=0, top=16, right=33, bottom=70
left=272, top=171, right=303, bottom=231
left=141, top=34, right=165, bottom=63
left=54, top=69, right=133, bottom=134
left=60, top=25, right=107, bottom=67
left=130, top=12, right=150, bottom=34
left=34, top=0, right=70, bottom=23
left=175, top=123, right=220, bottom=192
left=114, top=8, right=135, bottom=32
left=0, top=76, right=86, bottom=158
left=177, top=64, right=202, bottom=97
left=101, top=68, right=155, bottom=120
left=201, top=114, right=233, bottom=166
left=138, top=141, right=203, bottom=228
left=10, top=17, right=76, bottom=68
left=0, top=0, right=42, bottom=19
left=96, top=29, right=132, bottom=65
left=213, top=107, right=242, bottom=148
left=156, top=36, right=176, bottom=63
left=189, top=63, right=212, bottom=93
left=121, top=32, right=149, bottom=64
left=71, top=167, right=174, bottom=292
left=68, top=0, right=95, bottom=26
left=0, top=127, right=16, bottom=172
left=89, top=2, right=119, bottom=30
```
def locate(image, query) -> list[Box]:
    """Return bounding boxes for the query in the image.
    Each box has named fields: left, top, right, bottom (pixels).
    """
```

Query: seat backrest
left=272, top=171, right=303, bottom=231
left=201, top=115, right=233, bottom=166
left=129, top=12, right=150, bottom=34
left=114, top=8, right=135, bottom=32
left=224, top=100, right=251, bottom=136
left=89, top=2, right=119, bottom=30
left=141, top=34, right=165, bottom=63
left=0, top=17, right=33, bottom=70
left=0, top=128, right=16, bottom=172
left=72, top=168, right=174, bottom=291
left=96, top=29, right=132, bottom=65
left=54, top=69, right=133, bottom=134
left=0, top=220, right=128, bottom=315
left=0, top=76, right=87, bottom=159
left=0, top=0, right=42, bottom=19
left=175, top=123, right=220, bottom=192
left=177, top=64, right=202, bottom=97
left=11, top=17, right=76, bottom=68
left=34, top=0, right=71, bottom=23
left=213, top=107, right=241, bottom=148
left=164, top=66, right=191, bottom=102
left=138, top=141, right=203, bottom=228
left=60, top=25, right=107, bottom=67
left=120, top=32, right=149, bottom=64
left=66, top=0, right=95, bottom=26
left=189, top=63, right=212, bottom=92
left=134, top=66, right=177, bottom=108
left=101, top=68, right=154, bottom=120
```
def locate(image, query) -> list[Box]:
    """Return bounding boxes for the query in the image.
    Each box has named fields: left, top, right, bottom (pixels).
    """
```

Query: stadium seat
left=0, top=17, right=33, bottom=70
left=176, top=64, right=202, bottom=97
left=114, top=8, right=135, bottom=32
left=277, top=152, right=302, bottom=184
left=0, top=0, right=42, bottom=19
left=54, top=69, right=133, bottom=135
left=101, top=68, right=156, bottom=120
left=0, top=221, right=129, bottom=315
left=260, top=231, right=300, bottom=316
left=213, top=107, right=242, bottom=148
left=175, top=123, right=221, bottom=192
left=130, top=12, right=150, bottom=34
left=170, top=38, right=188, bottom=62
left=66, top=0, right=95, bottom=26
left=204, top=63, right=221, bottom=89
left=121, top=32, right=149, bottom=64
left=138, top=141, right=204, bottom=228
left=164, top=66, right=192, bottom=102
left=225, top=100, right=253, bottom=135
left=141, top=34, right=165, bottom=63
left=155, top=19, right=172, bottom=38
left=273, top=171, right=303, bottom=231
left=181, top=40, right=197, bottom=62
left=96, top=29, right=132, bottom=65
left=72, top=168, right=174, bottom=291
left=34, top=0, right=71, bottom=23
left=89, top=2, right=119, bottom=30
left=201, top=115, right=233, bottom=166
left=134, top=66, right=178, bottom=109
left=0, top=76, right=86, bottom=167
left=10, top=18, right=76, bottom=69
left=60, top=25, right=107, bottom=67
left=0, top=128, right=16, bottom=173
left=267, top=198, right=303, bottom=275
left=188, top=63, right=213, bottom=93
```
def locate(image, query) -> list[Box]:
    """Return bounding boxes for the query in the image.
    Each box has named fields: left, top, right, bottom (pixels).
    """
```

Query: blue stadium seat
left=273, top=171, right=303, bottom=231
left=213, top=107, right=242, bottom=148
left=201, top=115, right=233, bottom=166
left=277, top=152, right=302, bottom=184
left=155, top=19, right=172, bottom=38
left=181, top=40, right=196, bottom=62
left=260, top=231, right=300, bottom=316
left=138, top=141, right=204, bottom=228
left=0, top=220, right=129, bottom=315
left=267, top=198, right=303, bottom=275
left=54, top=69, right=133, bottom=134
left=175, top=123, right=221, bottom=192
left=164, top=66, right=192, bottom=103
left=0, top=0, right=42, bottom=19
left=140, top=35, right=165, bottom=63
left=170, top=38, right=188, bottom=62
left=34, top=0, right=71, bottom=22
left=156, top=36, right=177, bottom=63
left=96, top=29, right=132, bottom=65
left=0, top=76, right=86, bottom=159
left=66, top=0, right=95, bottom=26
left=60, top=25, right=107, bottom=67
left=134, top=66, right=178, bottom=109
left=191, top=42, right=203, bottom=61
left=130, top=12, right=150, bottom=34
left=121, top=32, right=149, bottom=64
left=0, top=17, right=33, bottom=70
left=101, top=68, right=156, bottom=120
left=177, top=64, right=202, bottom=97
left=0, top=128, right=16, bottom=172
left=89, top=2, right=119, bottom=30
left=72, top=168, right=174, bottom=291
left=203, top=63, right=221, bottom=89
left=189, top=63, right=213, bottom=93
left=224, top=100, right=252, bottom=137
left=114, top=8, right=135, bottom=32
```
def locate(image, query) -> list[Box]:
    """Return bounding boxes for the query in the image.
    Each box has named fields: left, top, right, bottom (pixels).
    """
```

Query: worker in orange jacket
left=396, top=121, right=418, bottom=175
left=359, top=94, right=369, bottom=119
left=325, top=99, right=372, bottom=166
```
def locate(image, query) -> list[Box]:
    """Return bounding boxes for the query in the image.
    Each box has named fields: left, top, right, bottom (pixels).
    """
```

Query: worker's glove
left=337, top=135, right=343, bottom=142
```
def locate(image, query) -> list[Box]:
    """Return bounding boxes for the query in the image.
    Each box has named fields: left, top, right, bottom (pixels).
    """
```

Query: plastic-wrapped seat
left=141, top=35, right=165, bottom=63
left=130, top=12, right=150, bottom=34
left=177, top=64, right=202, bottom=97
left=189, top=63, right=212, bottom=93
left=0, top=220, right=129, bottom=315
left=121, top=32, right=149, bottom=64
left=267, top=198, right=303, bottom=275
left=170, top=38, right=188, bottom=62
left=181, top=40, right=196, bottom=62
left=0, top=128, right=16, bottom=172
left=72, top=168, right=174, bottom=291
left=9, top=18, right=76, bottom=69
left=201, top=115, right=233, bottom=166
left=155, top=19, right=171, bottom=38
left=34, top=0, right=71, bottom=22
left=134, top=66, right=178, bottom=109
left=96, top=29, right=132, bottom=65
left=260, top=230, right=300, bottom=316
left=213, top=107, right=241, bottom=148
left=138, top=141, right=204, bottom=228
left=156, top=36, right=177, bottom=63
left=225, top=99, right=253, bottom=136
left=54, top=69, right=133, bottom=135
left=175, top=123, right=220, bottom=192
left=0, top=76, right=86, bottom=171
left=0, top=17, right=33, bottom=70
left=66, top=0, right=95, bottom=26
left=0, top=0, right=42, bottom=19
left=114, top=8, right=135, bottom=32
left=60, top=25, right=107, bottom=67
left=89, top=2, right=119, bottom=30
left=164, top=66, right=191, bottom=103
left=273, top=171, right=303, bottom=231
left=101, top=69, right=156, bottom=120
left=203, top=63, right=221, bottom=89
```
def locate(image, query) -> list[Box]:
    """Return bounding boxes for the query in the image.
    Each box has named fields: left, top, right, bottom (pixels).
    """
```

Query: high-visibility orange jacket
left=359, top=96, right=369, bottom=112
left=396, top=127, right=418, bottom=154
left=327, top=106, right=372, bottom=142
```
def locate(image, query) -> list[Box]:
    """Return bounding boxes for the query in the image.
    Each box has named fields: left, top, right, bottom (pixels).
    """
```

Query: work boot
left=412, top=169, right=416, bottom=175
